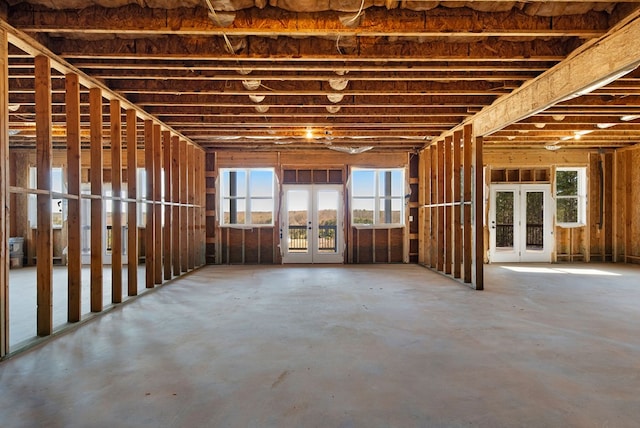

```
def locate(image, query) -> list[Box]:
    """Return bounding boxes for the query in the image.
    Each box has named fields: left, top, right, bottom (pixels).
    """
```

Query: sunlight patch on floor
left=501, top=266, right=621, bottom=276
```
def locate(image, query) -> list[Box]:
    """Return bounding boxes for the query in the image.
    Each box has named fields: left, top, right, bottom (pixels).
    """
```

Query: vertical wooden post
left=187, top=143, right=195, bottom=270
left=65, top=73, right=82, bottom=322
left=463, top=124, right=473, bottom=284
left=199, top=150, right=206, bottom=266
left=35, top=55, right=53, bottom=335
left=144, top=120, right=154, bottom=288
left=110, top=100, right=123, bottom=303
left=126, top=109, right=138, bottom=295
left=163, top=130, right=172, bottom=280
left=195, top=148, right=204, bottom=266
left=444, top=135, right=453, bottom=275
left=89, top=87, right=103, bottom=311
left=0, top=29, right=10, bottom=356
left=453, top=129, right=462, bottom=279
left=171, top=136, right=181, bottom=274
left=153, top=125, right=162, bottom=284
left=418, top=150, right=426, bottom=265
left=473, top=134, right=484, bottom=290
left=429, top=146, right=437, bottom=269
left=180, top=139, right=188, bottom=272
left=436, top=140, right=445, bottom=272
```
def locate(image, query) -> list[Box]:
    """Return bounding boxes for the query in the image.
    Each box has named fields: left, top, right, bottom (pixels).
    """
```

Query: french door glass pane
left=495, top=191, right=514, bottom=248
left=287, top=190, right=309, bottom=253
left=317, top=190, right=338, bottom=253
left=526, top=191, right=544, bottom=250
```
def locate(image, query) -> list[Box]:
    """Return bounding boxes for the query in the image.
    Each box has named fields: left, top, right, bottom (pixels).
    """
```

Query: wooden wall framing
left=1, top=52, right=206, bottom=358
left=419, top=124, right=483, bottom=290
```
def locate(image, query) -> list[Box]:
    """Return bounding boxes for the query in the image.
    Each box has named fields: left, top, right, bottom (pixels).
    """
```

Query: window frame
left=350, top=167, right=406, bottom=228
left=555, top=166, right=587, bottom=228
left=219, top=167, right=276, bottom=227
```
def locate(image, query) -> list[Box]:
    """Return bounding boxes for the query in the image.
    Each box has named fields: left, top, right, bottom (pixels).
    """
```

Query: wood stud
left=110, top=99, right=123, bottom=303
left=89, top=87, right=104, bottom=312
left=1, top=30, right=9, bottom=356
left=65, top=73, right=82, bottom=322
left=35, top=55, right=53, bottom=335
left=126, top=109, right=138, bottom=295
left=144, top=120, right=155, bottom=289
left=163, top=130, right=172, bottom=280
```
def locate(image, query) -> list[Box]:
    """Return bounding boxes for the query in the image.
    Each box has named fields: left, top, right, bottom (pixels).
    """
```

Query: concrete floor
left=1, top=263, right=639, bottom=427
left=7, top=265, right=147, bottom=347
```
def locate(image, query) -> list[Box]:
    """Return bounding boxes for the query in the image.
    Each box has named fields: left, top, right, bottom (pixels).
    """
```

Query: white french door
left=489, top=184, right=553, bottom=263
left=282, top=184, right=344, bottom=264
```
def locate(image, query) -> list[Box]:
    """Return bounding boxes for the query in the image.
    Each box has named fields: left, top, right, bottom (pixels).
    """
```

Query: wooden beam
left=171, top=135, right=181, bottom=275
left=35, top=55, right=53, bottom=335
left=429, top=146, right=437, bottom=269
left=463, top=124, right=473, bottom=284
left=472, top=11, right=640, bottom=137
left=47, top=34, right=576, bottom=62
left=126, top=109, right=138, bottom=295
left=153, top=125, right=162, bottom=284
left=195, top=149, right=204, bottom=266
left=187, top=143, right=195, bottom=270
left=110, top=99, right=123, bottom=303
left=418, top=150, right=426, bottom=266
left=437, top=140, right=445, bottom=272
left=163, top=130, right=172, bottom=280
left=13, top=5, right=607, bottom=39
left=453, top=130, right=462, bottom=279
left=89, top=87, right=103, bottom=311
left=444, top=135, right=452, bottom=275
left=144, top=120, right=155, bottom=289
left=65, top=72, right=82, bottom=322
left=0, top=29, right=9, bottom=356
left=473, top=134, right=484, bottom=290
left=180, top=139, right=188, bottom=272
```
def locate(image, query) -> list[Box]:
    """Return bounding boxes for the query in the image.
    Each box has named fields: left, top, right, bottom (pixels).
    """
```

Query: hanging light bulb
left=249, top=94, right=265, bottom=103
left=329, top=78, right=349, bottom=91
left=242, top=79, right=261, bottom=90
left=254, top=105, right=269, bottom=113
left=327, top=93, right=344, bottom=103
left=326, top=105, right=341, bottom=113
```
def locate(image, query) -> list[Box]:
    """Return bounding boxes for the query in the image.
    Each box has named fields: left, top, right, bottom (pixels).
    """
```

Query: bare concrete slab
left=1, top=263, right=639, bottom=427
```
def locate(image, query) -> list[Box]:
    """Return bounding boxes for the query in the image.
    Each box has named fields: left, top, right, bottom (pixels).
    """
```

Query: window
left=220, top=168, right=275, bottom=226
left=555, top=167, right=587, bottom=226
left=350, top=168, right=405, bottom=226
left=28, top=167, right=65, bottom=229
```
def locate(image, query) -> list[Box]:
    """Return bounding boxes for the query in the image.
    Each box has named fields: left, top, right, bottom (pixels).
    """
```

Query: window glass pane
left=250, top=198, right=273, bottom=224
left=352, top=170, right=375, bottom=197
left=223, top=198, right=246, bottom=224
left=352, top=198, right=374, bottom=224
left=391, top=169, right=403, bottom=197
left=223, top=170, right=247, bottom=198
left=378, top=198, right=402, bottom=224
left=556, top=170, right=578, bottom=196
left=249, top=170, right=273, bottom=197
left=557, top=198, right=578, bottom=223
left=52, top=168, right=64, bottom=193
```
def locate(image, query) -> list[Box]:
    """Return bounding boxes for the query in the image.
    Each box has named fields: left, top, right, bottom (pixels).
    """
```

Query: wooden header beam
left=432, top=8, right=640, bottom=142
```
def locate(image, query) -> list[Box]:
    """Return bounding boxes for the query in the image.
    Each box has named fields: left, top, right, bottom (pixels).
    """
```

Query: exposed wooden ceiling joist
left=4, top=1, right=640, bottom=153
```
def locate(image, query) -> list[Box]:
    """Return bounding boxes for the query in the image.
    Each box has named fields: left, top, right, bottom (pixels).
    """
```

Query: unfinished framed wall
left=0, top=31, right=206, bottom=358
left=418, top=124, right=483, bottom=289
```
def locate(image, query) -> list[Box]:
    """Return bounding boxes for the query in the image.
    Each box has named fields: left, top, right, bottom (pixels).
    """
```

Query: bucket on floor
left=9, top=237, right=24, bottom=268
